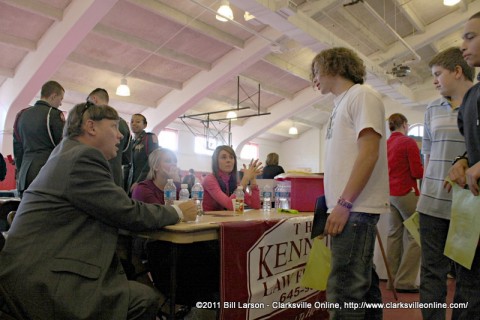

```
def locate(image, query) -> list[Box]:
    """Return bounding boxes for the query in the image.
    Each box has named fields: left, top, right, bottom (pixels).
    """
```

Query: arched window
left=240, top=142, right=259, bottom=160
left=408, top=123, right=424, bottom=138
left=158, top=128, right=178, bottom=151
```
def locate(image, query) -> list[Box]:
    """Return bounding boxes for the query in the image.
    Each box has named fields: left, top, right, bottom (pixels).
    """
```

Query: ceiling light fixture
left=226, top=111, right=237, bottom=121
left=443, top=0, right=461, bottom=5
left=288, top=123, right=298, bottom=135
left=244, top=11, right=255, bottom=21
left=116, top=78, right=130, bottom=96
left=216, top=0, right=233, bottom=22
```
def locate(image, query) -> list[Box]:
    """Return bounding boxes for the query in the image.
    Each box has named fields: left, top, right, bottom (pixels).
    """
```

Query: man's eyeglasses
left=80, top=100, right=94, bottom=123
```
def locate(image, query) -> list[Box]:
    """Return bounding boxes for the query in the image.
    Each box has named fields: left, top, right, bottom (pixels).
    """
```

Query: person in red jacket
left=386, top=113, right=424, bottom=293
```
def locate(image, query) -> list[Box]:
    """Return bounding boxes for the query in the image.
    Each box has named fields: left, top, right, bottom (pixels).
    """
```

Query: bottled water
left=274, top=184, right=282, bottom=210
left=278, top=181, right=291, bottom=210
left=179, top=183, right=190, bottom=201
left=234, top=185, right=245, bottom=214
left=262, top=184, right=272, bottom=211
left=164, top=179, right=177, bottom=205
left=191, top=182, right=204, bottom=216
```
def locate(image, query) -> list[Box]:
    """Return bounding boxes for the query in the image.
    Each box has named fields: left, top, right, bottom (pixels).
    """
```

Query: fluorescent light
left=116, top=78, right=130, bottom=96
left=216, top=0, right=233, bottom=22
left=288, top=126, right=298, bottom=135
left=226, top=111, right=237, bottom=120
left=443, top=0, right=460, bottom=5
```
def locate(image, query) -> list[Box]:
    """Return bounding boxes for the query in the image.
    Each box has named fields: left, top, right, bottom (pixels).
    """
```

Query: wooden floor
left=157, top=279, right=456, bottom=320
left=381, top=279, right=455, bottom=320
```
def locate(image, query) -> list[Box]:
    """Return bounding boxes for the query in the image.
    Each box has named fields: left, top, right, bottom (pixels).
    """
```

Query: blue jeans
left=452, top=243, right=480, bottom=319
left=419, top=213, right=451, bottom=320
left=327, top=212, right=382, bottom=320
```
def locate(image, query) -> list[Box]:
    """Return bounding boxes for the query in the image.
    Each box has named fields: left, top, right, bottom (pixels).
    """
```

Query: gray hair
left=63, top=102, right=119, bottom=139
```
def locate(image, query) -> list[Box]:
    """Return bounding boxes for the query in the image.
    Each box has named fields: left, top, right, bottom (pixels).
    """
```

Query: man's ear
left=83, top=119, right=96, bottom=136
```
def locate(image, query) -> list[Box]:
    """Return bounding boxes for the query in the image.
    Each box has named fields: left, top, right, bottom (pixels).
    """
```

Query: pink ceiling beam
left=0, top=0, right=119, bottom=152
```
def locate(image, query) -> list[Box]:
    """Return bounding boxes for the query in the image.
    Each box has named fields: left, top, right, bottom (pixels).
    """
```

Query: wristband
left=452, top=155, right=468, bottom=166
left=337, top=197, right=353, bottom=210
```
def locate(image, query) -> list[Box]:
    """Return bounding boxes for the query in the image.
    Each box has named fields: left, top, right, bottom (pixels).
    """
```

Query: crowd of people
left=308, top=11, right=480, bottom=320
left=1, top=10, right=480, bottom=320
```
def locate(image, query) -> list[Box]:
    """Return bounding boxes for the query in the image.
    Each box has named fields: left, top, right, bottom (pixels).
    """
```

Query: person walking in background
left=202, top=145, right=262, bottom=211
left=127, top=113, right=159, bottom=194
left=261, top=152, right=285, bottom=179
left=311, top=47, right=390, bottom=320
left=13, top=80, right=65, bottom=197
left=386, top=113, right=423, bottom=294
left=182, top=168, right=196, bottom=195
left=87, top=88, right=131, bottom=191
left=416, top=47, right=474, bottom=320
left=446, top=12, right=480, bottom=319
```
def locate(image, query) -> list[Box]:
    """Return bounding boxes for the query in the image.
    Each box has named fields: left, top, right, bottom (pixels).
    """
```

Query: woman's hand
left=242, top=159, right=263, bottom=182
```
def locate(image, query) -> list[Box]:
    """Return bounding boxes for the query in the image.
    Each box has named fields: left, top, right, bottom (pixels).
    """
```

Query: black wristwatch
left=452, top=154, right=468, bottom=166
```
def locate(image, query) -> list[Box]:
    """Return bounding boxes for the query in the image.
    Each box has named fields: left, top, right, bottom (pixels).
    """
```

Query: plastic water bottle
left=191, top=182, right=204, bottom=216
left=262, top=184, right=272, bottom=211
left=179, top=183, right=190, bottom=201
left=234, top=186, right=245, bottom=214
left=274, top=184, right=282, bottom=210
left=164, top=179, right=177, bottom=205
left=278, top=181, right=291, bottom=210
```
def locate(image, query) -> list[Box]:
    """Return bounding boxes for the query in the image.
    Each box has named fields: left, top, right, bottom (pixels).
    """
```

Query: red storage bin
left=275, top=174, right=324, bottom=212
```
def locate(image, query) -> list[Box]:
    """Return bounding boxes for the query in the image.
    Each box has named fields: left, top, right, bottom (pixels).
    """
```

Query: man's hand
left=178, top=200, right=197, bottom=222
left=324, top=205, right=350, bottom=236
left=444, top=159, right=468, bottom=192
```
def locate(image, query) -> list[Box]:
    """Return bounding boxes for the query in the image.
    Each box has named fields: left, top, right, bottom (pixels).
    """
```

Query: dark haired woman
left=202, top=145, right=262, bottom=211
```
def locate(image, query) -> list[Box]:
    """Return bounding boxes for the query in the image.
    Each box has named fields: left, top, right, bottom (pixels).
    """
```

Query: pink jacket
left=202, top=173, right=260, bottom=211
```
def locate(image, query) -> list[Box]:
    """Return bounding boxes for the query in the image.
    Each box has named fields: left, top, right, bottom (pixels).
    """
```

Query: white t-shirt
left=324, top=84, right=390, bottom=214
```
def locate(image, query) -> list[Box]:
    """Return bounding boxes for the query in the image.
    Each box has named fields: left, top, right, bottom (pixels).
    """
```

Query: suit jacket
left=108, top=117, right=131, bottom=189
left=126, top=131, right=158, bottom=190
left=0, top=138, right=180, bottom=319
left=13, top=100, right=65, bottom=193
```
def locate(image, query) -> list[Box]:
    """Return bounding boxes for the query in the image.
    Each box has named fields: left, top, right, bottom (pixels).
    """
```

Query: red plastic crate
left=275, top=175, right=324, bottom=212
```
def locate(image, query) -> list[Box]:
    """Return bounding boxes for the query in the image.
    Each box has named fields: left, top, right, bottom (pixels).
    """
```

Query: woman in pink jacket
left=202, top=145, right=263, bottom=211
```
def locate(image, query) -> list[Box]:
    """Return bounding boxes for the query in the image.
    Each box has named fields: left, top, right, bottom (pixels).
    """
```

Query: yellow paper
left=444, top=183, right=480, bottom=270
left=300, top=237, right=331, bottom=291
left=403, top=211, right=421, bottom=247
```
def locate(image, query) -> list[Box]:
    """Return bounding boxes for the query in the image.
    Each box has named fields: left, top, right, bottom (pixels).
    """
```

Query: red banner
left=220, top=217, right=329, bottom=320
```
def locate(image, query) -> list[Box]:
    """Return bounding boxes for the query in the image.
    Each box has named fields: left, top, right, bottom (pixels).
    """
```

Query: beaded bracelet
left=337, top=197, right=353, bottom=210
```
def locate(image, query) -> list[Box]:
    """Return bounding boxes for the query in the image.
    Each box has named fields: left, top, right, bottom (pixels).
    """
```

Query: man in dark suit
left=87, top=88, right=131, bottom=190
left=13, top=80, right=65, bottom=196
left=0, top=102, right=197, bottom=320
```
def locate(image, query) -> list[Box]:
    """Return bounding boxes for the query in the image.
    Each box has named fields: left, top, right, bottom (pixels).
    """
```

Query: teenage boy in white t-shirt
left=311, top=47, right=390, bottom=320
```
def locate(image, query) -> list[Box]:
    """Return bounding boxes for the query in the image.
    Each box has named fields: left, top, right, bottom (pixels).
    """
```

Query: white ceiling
left=0, top=0, right=477, bottom=150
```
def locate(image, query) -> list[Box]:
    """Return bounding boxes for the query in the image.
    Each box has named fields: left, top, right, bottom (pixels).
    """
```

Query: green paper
left=444, top=183, right=480, bottom=270
left=403, top=211, right=421, bottom=247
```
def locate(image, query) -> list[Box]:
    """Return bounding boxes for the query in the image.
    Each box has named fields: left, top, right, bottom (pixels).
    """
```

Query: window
left=240, top=142, right=258, bottom=160
left=408, top=123, right=424, bottom=137
left=194, top=136, right=214, bottom=155
left=158, top=128, right=178, bottom=151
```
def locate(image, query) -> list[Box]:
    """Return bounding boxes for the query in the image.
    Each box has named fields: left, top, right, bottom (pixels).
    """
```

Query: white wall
left=383, top=97, right=427, bottom=127
left=278, top=127, right=322, bottom=173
